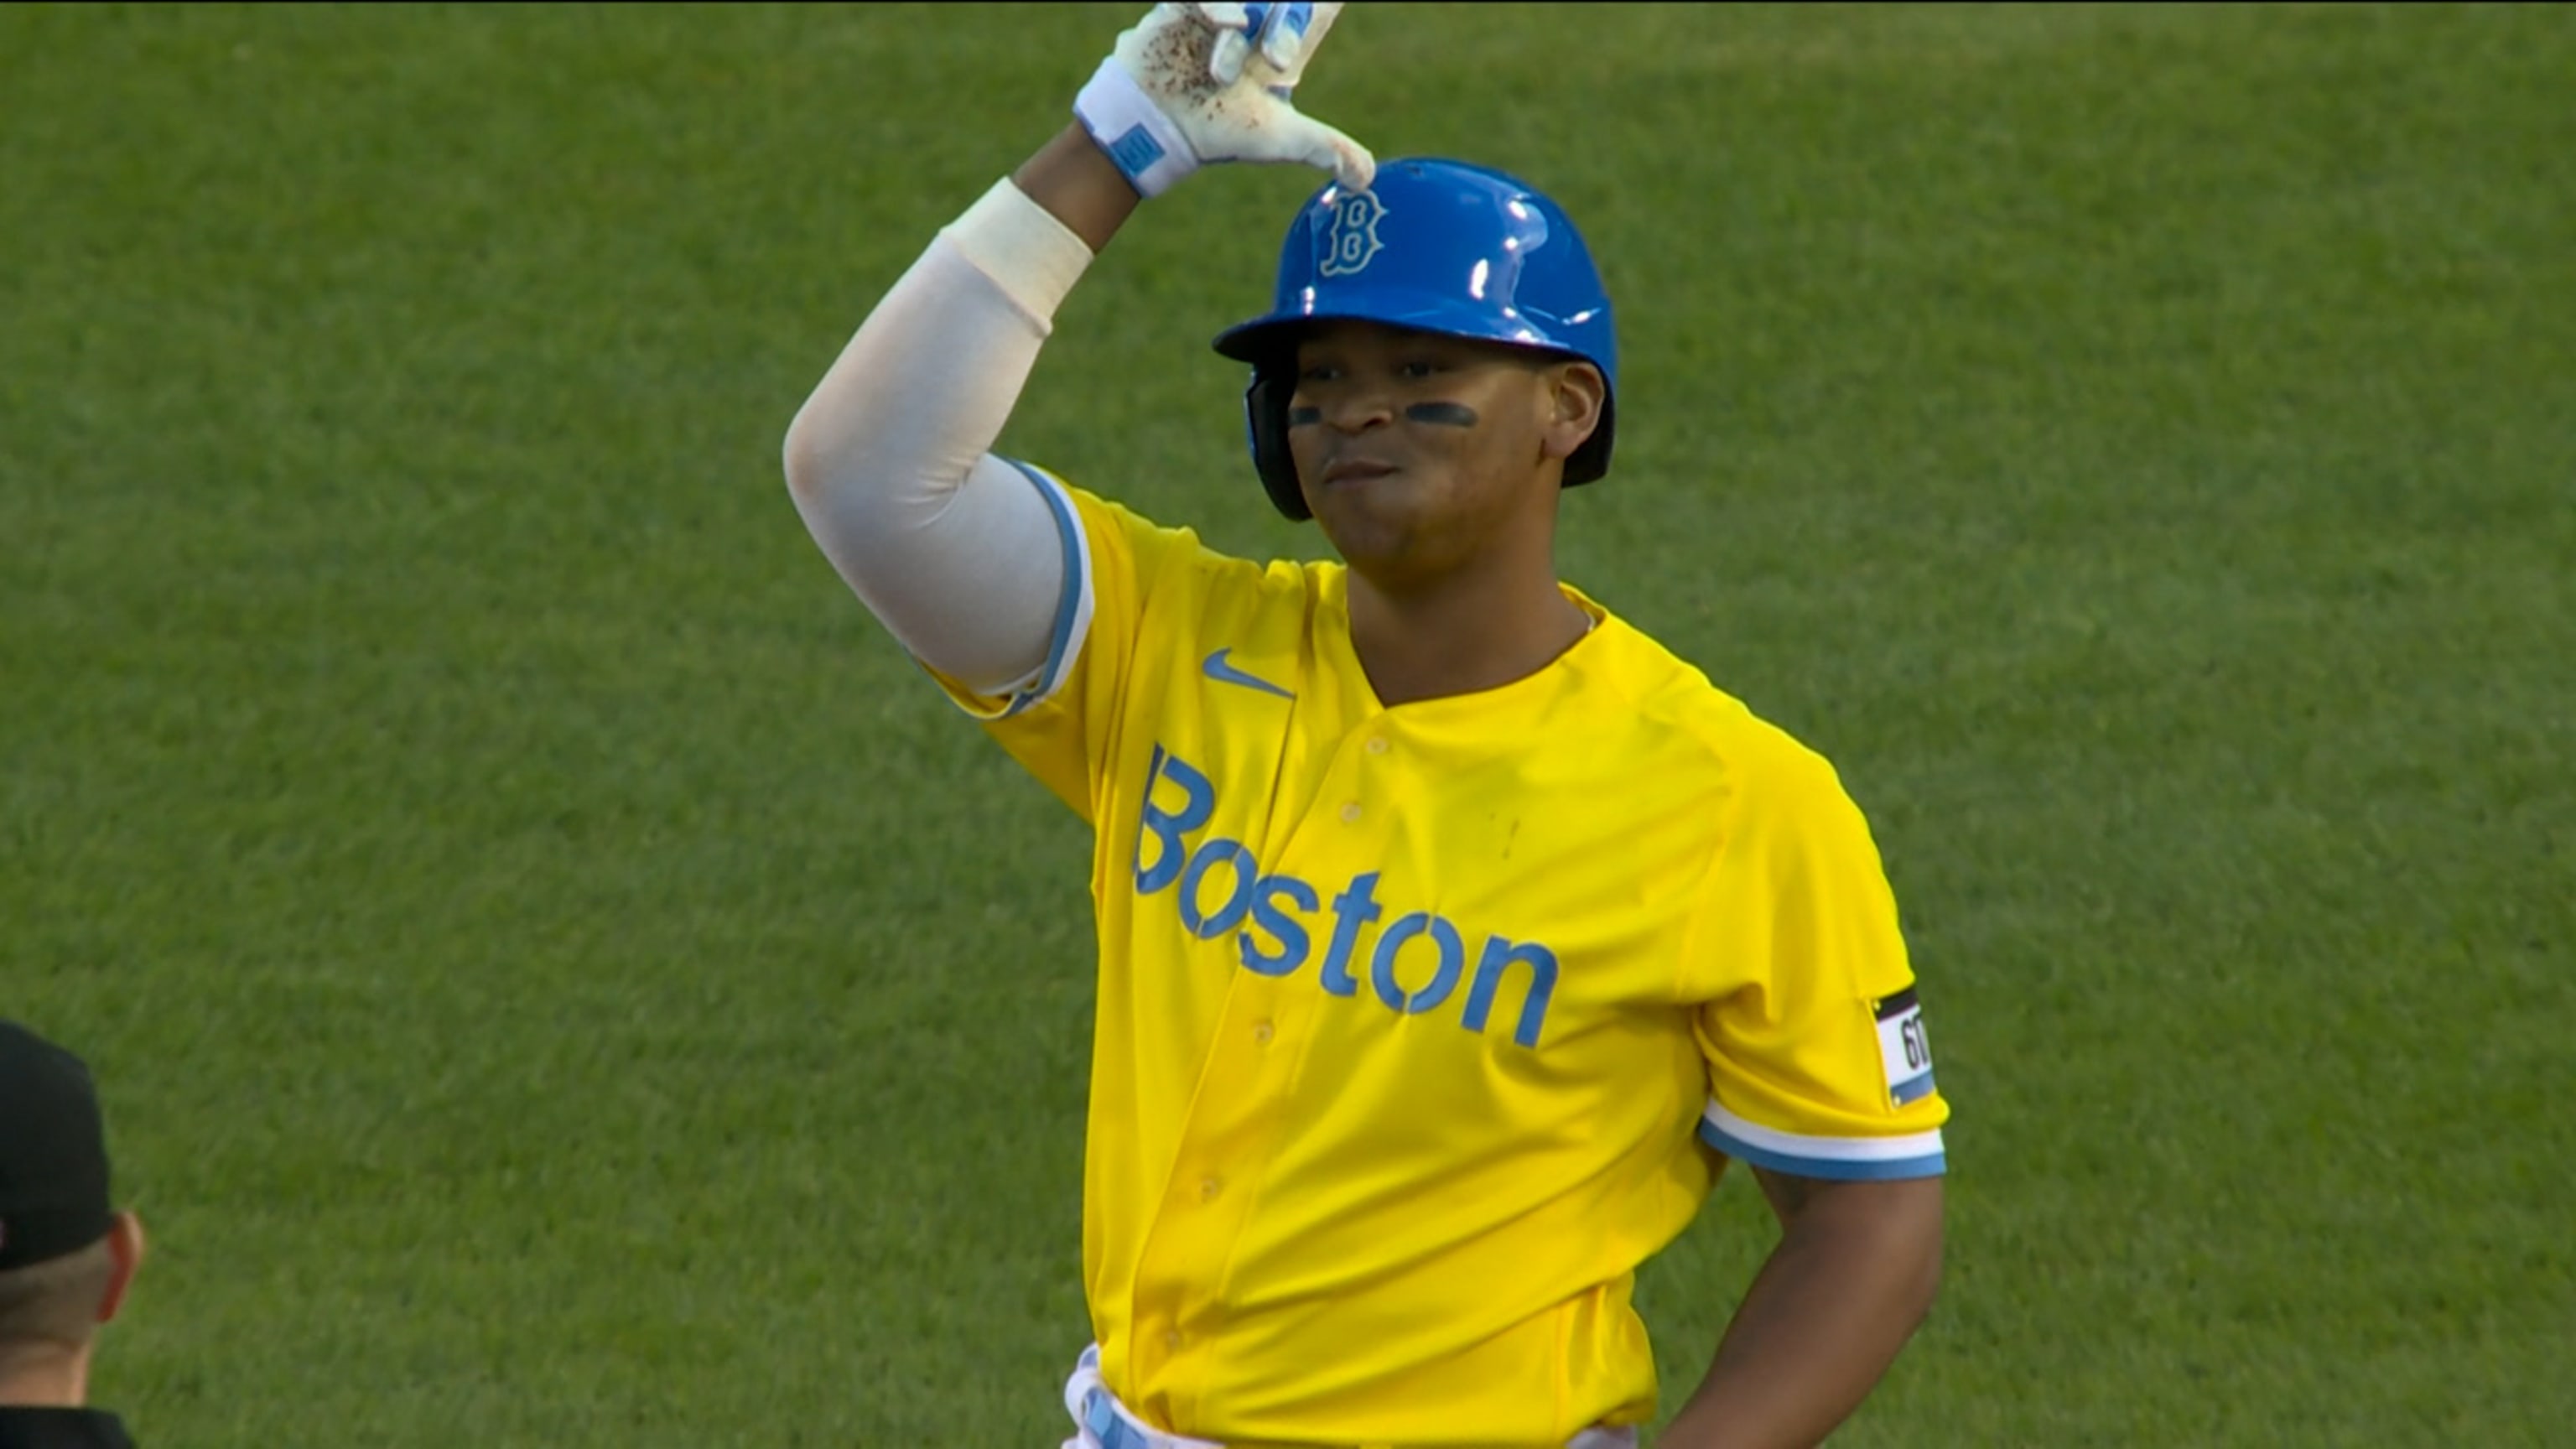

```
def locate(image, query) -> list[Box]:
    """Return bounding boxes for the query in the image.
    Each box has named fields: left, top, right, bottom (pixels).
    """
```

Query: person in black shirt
left=0, top=1022, right=146, bottom=1449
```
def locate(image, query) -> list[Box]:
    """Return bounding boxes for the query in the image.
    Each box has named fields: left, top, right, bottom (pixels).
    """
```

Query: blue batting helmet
left=1212, top=157, right=1619, bottom=522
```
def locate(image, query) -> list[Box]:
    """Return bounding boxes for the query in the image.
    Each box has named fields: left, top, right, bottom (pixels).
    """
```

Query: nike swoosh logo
left=1202, top=647, right=1295, bottom=700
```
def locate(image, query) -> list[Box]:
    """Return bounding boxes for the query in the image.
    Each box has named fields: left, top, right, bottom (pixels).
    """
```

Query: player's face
left=1285, top=321, right=1599, bottom=585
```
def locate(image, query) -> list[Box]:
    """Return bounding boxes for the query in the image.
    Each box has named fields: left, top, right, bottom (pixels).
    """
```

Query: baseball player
left=782, top=5, right=1949, bottom=1446
left=1, top=1021, right=148, bottom=1449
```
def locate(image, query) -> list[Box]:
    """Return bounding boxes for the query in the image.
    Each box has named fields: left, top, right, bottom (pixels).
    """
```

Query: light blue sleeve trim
left=995, top=458, right=1085, bottom=719
left=1696, top=1117, right=1948, bottom=1182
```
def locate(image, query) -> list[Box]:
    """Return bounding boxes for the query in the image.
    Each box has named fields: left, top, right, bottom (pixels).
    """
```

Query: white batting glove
left=1073, top=3, right=1376, bottom=199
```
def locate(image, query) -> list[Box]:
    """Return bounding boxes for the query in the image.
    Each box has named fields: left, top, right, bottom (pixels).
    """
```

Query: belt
left=1066, top=1345, right=1221, bottom=1449
left=1082, top=1381, right=1180, bottom=1449
left=1063, top=1343, right=1639, bottom=1449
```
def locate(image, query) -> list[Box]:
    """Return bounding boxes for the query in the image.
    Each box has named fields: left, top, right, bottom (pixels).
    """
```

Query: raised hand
left=1073, top=3, right=1376, bottom=199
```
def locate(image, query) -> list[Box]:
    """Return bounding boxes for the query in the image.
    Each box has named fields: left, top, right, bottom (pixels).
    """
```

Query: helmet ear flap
left=1244, top=367, right=1311, bottom=522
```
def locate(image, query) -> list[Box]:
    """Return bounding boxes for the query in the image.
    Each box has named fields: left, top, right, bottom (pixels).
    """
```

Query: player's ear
left=1539, top=361, right=1607, bottom=465
left=97, top=1210, right=145, bottom=1324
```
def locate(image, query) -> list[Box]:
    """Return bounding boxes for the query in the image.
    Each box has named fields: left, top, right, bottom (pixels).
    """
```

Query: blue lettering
left=1462, top=937, right=1559, bottom=1049
left=1319, top=872, right=1382, bottom=998
left=1371, top=911, right=1465, bottom=1015
left=1134, top=745, right=1215, bottom=895
left=1239, top=875, right=1319, bottom=977
left=1177, top=839, right=1257, bottom=939
left=1127, top=745, right=1563, bottom=1051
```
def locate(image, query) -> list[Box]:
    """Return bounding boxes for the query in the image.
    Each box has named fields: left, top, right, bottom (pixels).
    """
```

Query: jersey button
left=1339, top=801, right=1362, bottom=823
left=1365, top=736, right=1389, bottom=756
left=1252, top=1020, right=1275, bottom=1046
left=1198, top=1176, right=1223, bottom=1201
left=1164, top=1329, right=1183, bottom=1350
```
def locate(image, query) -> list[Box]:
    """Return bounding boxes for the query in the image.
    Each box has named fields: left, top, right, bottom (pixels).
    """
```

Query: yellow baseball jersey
left=925, top=465, right=1949, bottom=1447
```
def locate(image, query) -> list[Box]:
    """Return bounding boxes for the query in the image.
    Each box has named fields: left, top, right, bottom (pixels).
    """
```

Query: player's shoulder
left=1056, top=477, right=1316, bottom=606
left=1583, top=606, right=1858, bottom=810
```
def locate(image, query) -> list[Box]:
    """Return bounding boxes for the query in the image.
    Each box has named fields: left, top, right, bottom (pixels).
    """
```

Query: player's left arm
left=1671, top=738, right=1950, bottom=1448
left=1657, top=1169, right=1943, bottom=1449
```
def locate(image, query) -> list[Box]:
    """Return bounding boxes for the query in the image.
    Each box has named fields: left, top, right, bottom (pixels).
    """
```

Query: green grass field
left=5, top=3, right=2571, bottom=1444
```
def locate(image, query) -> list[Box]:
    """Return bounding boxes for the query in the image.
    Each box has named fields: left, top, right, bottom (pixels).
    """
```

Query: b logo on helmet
left=1318, top=190, right=1386, bottom=278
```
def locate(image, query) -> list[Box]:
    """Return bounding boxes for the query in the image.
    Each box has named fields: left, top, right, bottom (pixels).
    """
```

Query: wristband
left=1072, top=57, right=1200, bottom=199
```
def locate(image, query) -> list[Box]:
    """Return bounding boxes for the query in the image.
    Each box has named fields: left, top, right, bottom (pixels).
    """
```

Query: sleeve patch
left=1874, top=987, right=1935, bottom=1107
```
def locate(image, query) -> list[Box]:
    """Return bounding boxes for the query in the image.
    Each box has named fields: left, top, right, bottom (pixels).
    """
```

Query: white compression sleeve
left=782, top=179, right=1098, bottom=695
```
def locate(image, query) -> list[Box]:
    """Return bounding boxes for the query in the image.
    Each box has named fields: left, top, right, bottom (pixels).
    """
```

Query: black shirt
left=0, top=1409, right=132, bottom=1449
